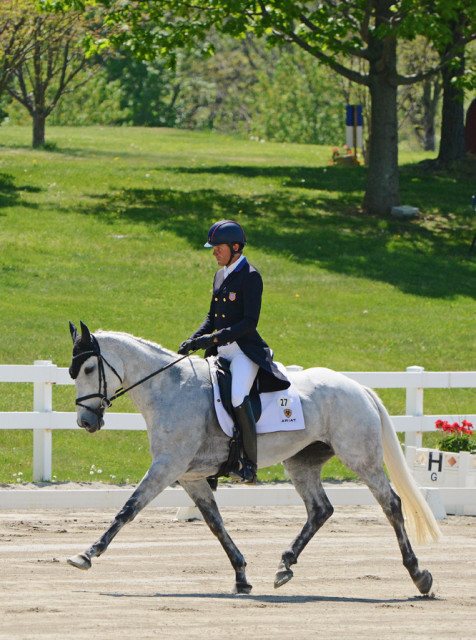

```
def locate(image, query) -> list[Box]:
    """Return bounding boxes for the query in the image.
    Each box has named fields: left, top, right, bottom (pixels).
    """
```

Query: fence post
left=33, top=360, right=54, bottom=481
left=405, top=365, right=424, bottom=450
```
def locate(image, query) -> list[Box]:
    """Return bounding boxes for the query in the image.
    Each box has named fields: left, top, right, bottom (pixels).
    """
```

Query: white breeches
left=217, top=342, right=259, bottom=407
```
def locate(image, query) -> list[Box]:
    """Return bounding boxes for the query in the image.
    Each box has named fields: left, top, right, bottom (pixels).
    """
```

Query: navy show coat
left=190, top=257, right=290, bottom=393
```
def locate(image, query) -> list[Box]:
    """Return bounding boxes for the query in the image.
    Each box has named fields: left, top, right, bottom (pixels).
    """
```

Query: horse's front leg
left=180, top=478, right=252, bottom=595
left=68, top=456, right=185, bottom=570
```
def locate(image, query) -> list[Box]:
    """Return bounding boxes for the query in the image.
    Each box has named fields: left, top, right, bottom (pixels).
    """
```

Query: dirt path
left=1, top=504, right=475, bottom=640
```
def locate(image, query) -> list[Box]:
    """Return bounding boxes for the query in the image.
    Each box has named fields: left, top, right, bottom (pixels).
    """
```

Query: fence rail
left=1, top=361, right=475, bottom=515
left=1, top=361, right=475, bottom=481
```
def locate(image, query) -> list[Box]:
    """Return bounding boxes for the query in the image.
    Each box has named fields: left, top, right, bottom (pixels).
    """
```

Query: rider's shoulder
left=246, top=262, right=262, bottom=279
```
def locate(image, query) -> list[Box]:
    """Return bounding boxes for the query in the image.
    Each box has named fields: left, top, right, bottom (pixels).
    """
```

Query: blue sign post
left=345, top=105, right=363, bottom=161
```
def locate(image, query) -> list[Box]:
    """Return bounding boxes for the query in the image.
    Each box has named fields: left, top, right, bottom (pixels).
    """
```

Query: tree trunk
left=437, top=41, right=466, bottom=166
left=32, top=111, right=46, bottom=148
left=421, top=79, right=439, bottom=152
left=423, top=122, right=436, bottom=152
left=363, top=33, right=399, bottom=215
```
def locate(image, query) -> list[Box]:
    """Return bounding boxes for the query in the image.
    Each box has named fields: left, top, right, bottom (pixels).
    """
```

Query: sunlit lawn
left=0, top=126, right=475, bottom=483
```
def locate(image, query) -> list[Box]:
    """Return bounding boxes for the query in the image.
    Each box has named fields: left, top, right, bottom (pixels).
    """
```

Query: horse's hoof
left=415, top=570, right=433, bottom=595
left=67, top=553, right=92, bottom=570
left=233, top=581, right=252, bottom=595
left=274, top=568, right=294, bottom=589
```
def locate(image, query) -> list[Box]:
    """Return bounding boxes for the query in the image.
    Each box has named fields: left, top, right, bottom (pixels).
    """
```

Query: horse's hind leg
left=275, top=442, right=335, bottom=589
left=364, top=472, right=433, bottom=594
left=180, top=478, right=252, bottom=595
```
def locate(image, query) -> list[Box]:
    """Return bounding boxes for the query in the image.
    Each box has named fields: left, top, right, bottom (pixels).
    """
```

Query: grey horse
left=67, top=322, right=440, bottom=595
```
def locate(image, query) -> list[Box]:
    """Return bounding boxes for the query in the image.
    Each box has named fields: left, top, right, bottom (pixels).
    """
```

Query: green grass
left=0, top=125, right=475, bottom=484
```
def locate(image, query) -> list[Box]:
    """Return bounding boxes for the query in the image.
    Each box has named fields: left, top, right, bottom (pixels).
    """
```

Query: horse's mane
left=95, top=330, right=179, bottom=358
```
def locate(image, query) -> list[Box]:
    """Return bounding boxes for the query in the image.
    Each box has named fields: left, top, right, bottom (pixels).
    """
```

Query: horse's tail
left=365, top=388, right=442, bottom=545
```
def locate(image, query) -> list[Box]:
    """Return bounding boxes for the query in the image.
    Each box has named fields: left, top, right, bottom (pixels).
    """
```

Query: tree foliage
left=27, top=36, right=345, bottom=146
left=40, top=0, right=476, bottom=214
left=7, top=1, right=101, bottom=147
left=40, top=1, right=475, bottom=84
left=398, top=38, right=442, bottom=152
left=0, top=0, right=38, bottom=97
left=246, top=46, right=345, bottom=145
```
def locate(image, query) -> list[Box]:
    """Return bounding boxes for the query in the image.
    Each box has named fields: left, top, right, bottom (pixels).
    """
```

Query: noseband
left=73, top=345, right=123, bottom=420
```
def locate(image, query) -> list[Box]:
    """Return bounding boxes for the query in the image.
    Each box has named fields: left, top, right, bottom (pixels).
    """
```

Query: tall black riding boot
left=230, top=396, right=257, bottom=484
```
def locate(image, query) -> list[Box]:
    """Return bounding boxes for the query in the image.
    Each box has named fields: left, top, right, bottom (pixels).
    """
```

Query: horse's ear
left=69, top=322, right=79, bottom=343
left=80, top=321, right=92, bottom=345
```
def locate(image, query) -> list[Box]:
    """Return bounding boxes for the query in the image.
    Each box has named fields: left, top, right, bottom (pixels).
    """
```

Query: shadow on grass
left=173, top=164, right=367, bottom=194
left=73, top=163, right=475, bottom=300
left=170, top=161, right=476, bottom=213
left=0, top=171, right=42, bottom=211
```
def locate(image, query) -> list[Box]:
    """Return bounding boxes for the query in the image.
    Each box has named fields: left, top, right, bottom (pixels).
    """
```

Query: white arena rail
left=0, top=361, right=475, bottom=515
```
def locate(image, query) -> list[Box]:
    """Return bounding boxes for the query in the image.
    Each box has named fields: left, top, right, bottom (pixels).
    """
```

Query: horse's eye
left=84, top=365, right=95, bottom=375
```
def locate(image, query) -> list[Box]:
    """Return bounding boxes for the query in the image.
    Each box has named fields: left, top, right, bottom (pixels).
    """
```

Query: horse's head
left=69, top=321, right=124, bottom=433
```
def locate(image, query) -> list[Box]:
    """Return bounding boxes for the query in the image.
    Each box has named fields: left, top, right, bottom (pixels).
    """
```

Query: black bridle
left=73, top=340, right=198, bottom=420
left=73, top=348, right=124, bottom=420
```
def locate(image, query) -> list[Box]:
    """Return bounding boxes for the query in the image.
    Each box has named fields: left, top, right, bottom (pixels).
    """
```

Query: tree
left=398, top=39, right=442, bottom=152
left=403, top=0, right=476, bottom=166
left=42, top=1, right=476, bottom=214
left=7, top=3, right=99, bottom=147
left=0, top=1, right=36, bottom=98
left=436, top=10, right=469, bottom=166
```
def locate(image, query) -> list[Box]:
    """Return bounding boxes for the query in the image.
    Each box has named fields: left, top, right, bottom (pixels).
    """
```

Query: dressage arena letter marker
left=428, top=452, right=443, bottom=473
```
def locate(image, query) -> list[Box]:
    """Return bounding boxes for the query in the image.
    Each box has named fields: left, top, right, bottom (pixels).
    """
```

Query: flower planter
left=406, top=446, right=476, bottom=515
left=333, top=155, right=359, bottom=167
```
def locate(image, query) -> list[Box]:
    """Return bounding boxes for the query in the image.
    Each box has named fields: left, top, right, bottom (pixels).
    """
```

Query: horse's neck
left=97, top=332, right=176, bottom=389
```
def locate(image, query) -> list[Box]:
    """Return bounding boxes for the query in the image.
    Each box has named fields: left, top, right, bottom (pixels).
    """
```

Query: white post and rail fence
left=0, top=362, right=475, bottom=515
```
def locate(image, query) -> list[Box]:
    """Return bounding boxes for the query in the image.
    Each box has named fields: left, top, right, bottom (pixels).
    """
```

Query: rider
left=178, top=220, right=290, bottom=484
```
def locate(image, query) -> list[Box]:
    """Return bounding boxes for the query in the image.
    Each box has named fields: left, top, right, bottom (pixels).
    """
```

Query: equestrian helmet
left=204, top=220, right=247, bottom=248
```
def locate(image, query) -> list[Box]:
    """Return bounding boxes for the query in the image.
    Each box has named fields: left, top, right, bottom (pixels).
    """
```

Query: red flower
left=435, top=419, right=453, bottom=433
left=435, top=419, right=473, bottom=435
left=435, top=418, right=475, bottom=453
left=462, top=422, right=474, bottom=435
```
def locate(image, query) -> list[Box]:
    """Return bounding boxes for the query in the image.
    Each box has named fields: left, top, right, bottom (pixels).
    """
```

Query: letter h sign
left=428, top=451, right=443, bottom=473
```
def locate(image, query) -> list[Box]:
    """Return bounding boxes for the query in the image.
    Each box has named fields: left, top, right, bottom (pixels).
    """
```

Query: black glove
left=178, top=339, right=195, bottom=355
left=193, top=334, right=216, bottom=350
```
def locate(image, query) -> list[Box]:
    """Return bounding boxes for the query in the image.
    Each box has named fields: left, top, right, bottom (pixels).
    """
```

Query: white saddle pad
left=209, top=359, right=306, bottom=438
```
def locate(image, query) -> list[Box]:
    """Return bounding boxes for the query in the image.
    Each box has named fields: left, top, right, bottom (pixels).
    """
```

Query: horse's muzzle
left=78, top=414, right=104, bottom=433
